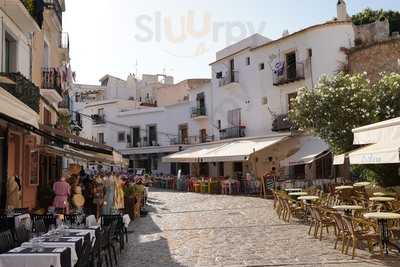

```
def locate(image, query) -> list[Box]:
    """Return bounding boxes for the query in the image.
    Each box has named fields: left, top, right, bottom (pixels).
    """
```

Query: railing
left=219, top=126, right=246, bottom=140
left=127, top=137, right=158, bottom=147
left=191, top=106, right=207, bottom=118
left=20, top=0, right=44, bottom=28
left=59, top=32, right=69, bottom=49
left=91, top=114, right=106, bottom=125
left=140, top=97, right=157, bottom=107
left=218, top=71, right=239, bottom=87
left=272, top=114, right=294, bottom=132
left=170, top=135, right=215, bottom=145
left=0, top=72, right=40, bottom=112
left=44, top=0, right=62, bottom=25
left=273, top=62, right=305, bottom=86
left=41, top=67, right=62, bottom=96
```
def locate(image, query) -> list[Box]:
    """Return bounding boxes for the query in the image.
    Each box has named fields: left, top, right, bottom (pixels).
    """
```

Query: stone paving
left=119, top=189, right=400, bottom=266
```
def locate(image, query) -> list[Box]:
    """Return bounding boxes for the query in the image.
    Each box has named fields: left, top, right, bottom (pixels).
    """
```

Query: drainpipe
left=1, top=17, right=3, bottom=72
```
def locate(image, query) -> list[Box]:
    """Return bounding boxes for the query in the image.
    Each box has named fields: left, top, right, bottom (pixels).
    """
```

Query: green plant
left=289, top=72, right=400, bottom=186
left=22, top=0, right=35, bottom=16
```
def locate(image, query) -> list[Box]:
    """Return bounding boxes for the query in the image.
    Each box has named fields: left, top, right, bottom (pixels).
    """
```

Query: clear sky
left=63, top=0, right=400, bottom=84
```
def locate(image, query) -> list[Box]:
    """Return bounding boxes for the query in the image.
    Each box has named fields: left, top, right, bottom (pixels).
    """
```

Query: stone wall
left=353, top=19, right=390, bottom=45
left=348, top=38, right=400, bottom=82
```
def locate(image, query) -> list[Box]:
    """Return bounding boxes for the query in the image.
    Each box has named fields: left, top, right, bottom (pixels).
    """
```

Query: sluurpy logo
left=134, top=11, right=267, bottom=58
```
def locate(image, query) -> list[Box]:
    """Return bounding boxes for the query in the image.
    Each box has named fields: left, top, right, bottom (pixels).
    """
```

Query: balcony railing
left=218, top=71, right=239, bottom=87
left=91, top=114, right=106, bottom=125
left=191, top=106, right=207, bottom=118
left=170, top=135, right=215, bottom=145
left=127, top=137, right=158, bottom=147
left=59, top=32, right=69, bottom=49
left=44, top=0, right=62, bottom=25
left=20, top=0, right=44, bottom=28
left=220, top=126, right=246, bottom=140
left=139, top=97, right=157, bottom=107
left=273, top=62, right=305, bottom=86
left=0, top=72, right=40, bottom=112
left=272, top=114, right=295, bottom=132
left=42, top=67, right=62, bottom=96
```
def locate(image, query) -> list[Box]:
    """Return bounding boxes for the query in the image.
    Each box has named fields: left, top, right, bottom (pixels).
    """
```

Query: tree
left=289, top=72, right=400, bottom=186
left=352, top=8, right=400, bottom=34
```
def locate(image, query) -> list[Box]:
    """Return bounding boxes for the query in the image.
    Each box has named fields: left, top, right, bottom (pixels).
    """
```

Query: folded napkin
left=53, top=248, right=66, bottom=253
left=9, top=247, right=25, bottom=253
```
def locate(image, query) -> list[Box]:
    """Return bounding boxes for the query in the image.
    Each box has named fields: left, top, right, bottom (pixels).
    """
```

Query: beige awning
left=200, top=136, right=287, bottom=162
left=0, top=87, right=39, bottom=128
left=348, top=140, right=400, bottom=164
left=353, top=117, right=400, bottom=145
left=162, top=134, right=288, bottom=163
left=333, top=153, right=346, bottom=165
left=280, top=136, right=329, bottom=166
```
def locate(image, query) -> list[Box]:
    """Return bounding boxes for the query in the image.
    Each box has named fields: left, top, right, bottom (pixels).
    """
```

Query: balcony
left=219, top=126, right=246, bottom=140
left=44, top=0, right=63, bottom=26
left=170, top=135, right=215, bottom=145
left=191, top=106, right=207, bottom=119
left=128, top=137, right=158, bottom=147
left=218, top=71, right=239, bottom=87
left=0, top=72, right=40, bottom=113
left=0, top=1, right=42, bottom=32
left=59, top=32, right=69, bottom=49
left=272, top=114, right=295, bottom=132
left=273, top=62, right=305, bottom=86
left=41, top=67, right=63, bottom=103
left=91, top=114, right=106, bottom=125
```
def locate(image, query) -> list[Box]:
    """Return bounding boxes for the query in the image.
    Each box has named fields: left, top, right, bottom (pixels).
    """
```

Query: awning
left=0, top=87, right=39, bottom=129
left=162, top=134, right=289, bottom=163
left=333, top=153, right=346, bottom=165
left=348, top=140, right=400, bottom=164
left=200, top=136, right=287, bottom=162
left=280, top=136, right=330, bottom=166
left=353, top=117, right=400, bottom=145
left=162, top=143, right=226, bottom=163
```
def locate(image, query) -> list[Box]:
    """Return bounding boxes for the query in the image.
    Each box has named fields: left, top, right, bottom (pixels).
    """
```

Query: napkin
left=53, top=248, right=66, bottom=253
left=9, top=247, right=25, bottom=253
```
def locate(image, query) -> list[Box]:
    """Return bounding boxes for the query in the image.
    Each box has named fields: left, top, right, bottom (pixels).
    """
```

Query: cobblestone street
left=119, top=189, right=399, bottom=267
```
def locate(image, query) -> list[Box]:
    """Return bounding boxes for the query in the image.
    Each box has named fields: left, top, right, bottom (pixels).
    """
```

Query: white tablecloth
left=21, top=242, right=77, bottom=266
left=66, top=228, right=96, bottom=241
left=0, top=247, right=67, bottom=267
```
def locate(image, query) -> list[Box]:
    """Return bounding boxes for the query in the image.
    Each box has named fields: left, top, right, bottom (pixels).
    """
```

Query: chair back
left=0, top=230, right=15, bottom=253
left=13, top=208, right=29, bottom=214
left=332, top=212, right=345, bottom=233
left=86, top=215, right=98, bottom=227
left=14, top=225, right=31, bottom=245
left=32, top=214, right=56, bottom=231
left=33, top=219, right=47, bottom=234
left=341, top=216, right=355, bottom=236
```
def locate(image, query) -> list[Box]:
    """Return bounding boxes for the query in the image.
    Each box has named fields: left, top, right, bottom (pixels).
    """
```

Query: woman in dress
left=102, top=174, right=116, bottom=215
left=53, top=174, right=71, bottom=214
left=114, top=175, right=125, bottom=211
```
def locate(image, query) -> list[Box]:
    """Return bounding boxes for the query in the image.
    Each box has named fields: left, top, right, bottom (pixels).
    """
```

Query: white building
left=76, top=1, right=356, bottom=179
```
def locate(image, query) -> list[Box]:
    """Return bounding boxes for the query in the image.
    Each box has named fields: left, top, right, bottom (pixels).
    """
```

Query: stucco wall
left=348, top=38, right=400, bottom=82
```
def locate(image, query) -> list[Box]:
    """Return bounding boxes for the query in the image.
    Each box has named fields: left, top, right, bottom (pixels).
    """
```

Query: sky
left=63, top=0, right=400, bottom=85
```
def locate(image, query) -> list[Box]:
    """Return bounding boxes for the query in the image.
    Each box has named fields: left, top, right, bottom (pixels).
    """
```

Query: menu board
left=29, top=150, right=39, bottom=185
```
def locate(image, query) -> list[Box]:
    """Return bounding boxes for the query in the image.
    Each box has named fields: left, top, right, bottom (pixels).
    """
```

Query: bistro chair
left=342, top=216, right=383, bottom=259
left=76, top=236, right=93, bottom=267
left=32, top=214, right=56, bottom=231
left=33, top=219, right=47, bottom=234
left=13, top=208, right=29, bottom=214
left=0, top=230, right=16, bottom=253
left=313, top=207, right=336, bottom=241
left=14, top=225, right=31, bottom=246
left=0, top=214, right=15, bottom=232
left=101, top=214, right=126, bottom=250
left=332, top=212, right=349, bottom=253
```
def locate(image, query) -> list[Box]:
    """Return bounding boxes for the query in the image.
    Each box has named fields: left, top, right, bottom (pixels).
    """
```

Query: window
left=43, top=108, right=52, bottom=125
left=152, top=157, right=158, bottom=170
left=5, top=32, right=17, bottom=73
left=98, top=108, right=104, bottom=116
left=200, top=129, right=207, bottom=143
left=287, top=92, right=298, bottom=111
left=131, top=127, right=140, bottom=147
left=98, top=132, right=105, bottom=144
left=229, top=59, right=235, bottom=82
left=117, top=132, right=125, bottom=142
left=259, top=63, right=265, bottom=70
left=262, top=96, right=268, bottom=105
left=101, top=78, right=109, bottom=86
left=217, top=120, right=221, bottom=130
left=216, top=72, right=222, bottom=79
left=178, top=124, right=188, bottom=144
left=147, top=125, right=157, bottom=146
left=228, top=108, right=241, bottom=126
left=246, top=57, right=250, bottom=65
left=286, top=52, right=297, bottom=80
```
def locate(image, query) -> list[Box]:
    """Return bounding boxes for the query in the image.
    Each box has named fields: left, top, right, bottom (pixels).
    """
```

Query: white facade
left=210, top=21, right=354, bottom=139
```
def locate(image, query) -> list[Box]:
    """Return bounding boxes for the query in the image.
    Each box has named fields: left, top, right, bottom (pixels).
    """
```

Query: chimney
left=282, top=29, right=289, bottom=37
left=337, top=0, right=350, bottom=21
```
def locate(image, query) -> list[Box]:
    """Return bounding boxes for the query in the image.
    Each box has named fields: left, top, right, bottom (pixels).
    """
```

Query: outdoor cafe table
left=353, top=182, right=371, bottom=187
left=335, top=185, right=354, bottom=190
left=373, top=192, right=397, bottom=197
left=364, top=212, right=400, bottom=254
left=333, top=205, right=364, bottom=216
left=0, top=246, right=72, bottom=267
left=369, top=197, right=396, bottom=202
left=285, top=188, right=302, bottom=193
left=288, top=192, right=308, bottom=196
left=298, top=196, right=319, bottom=204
